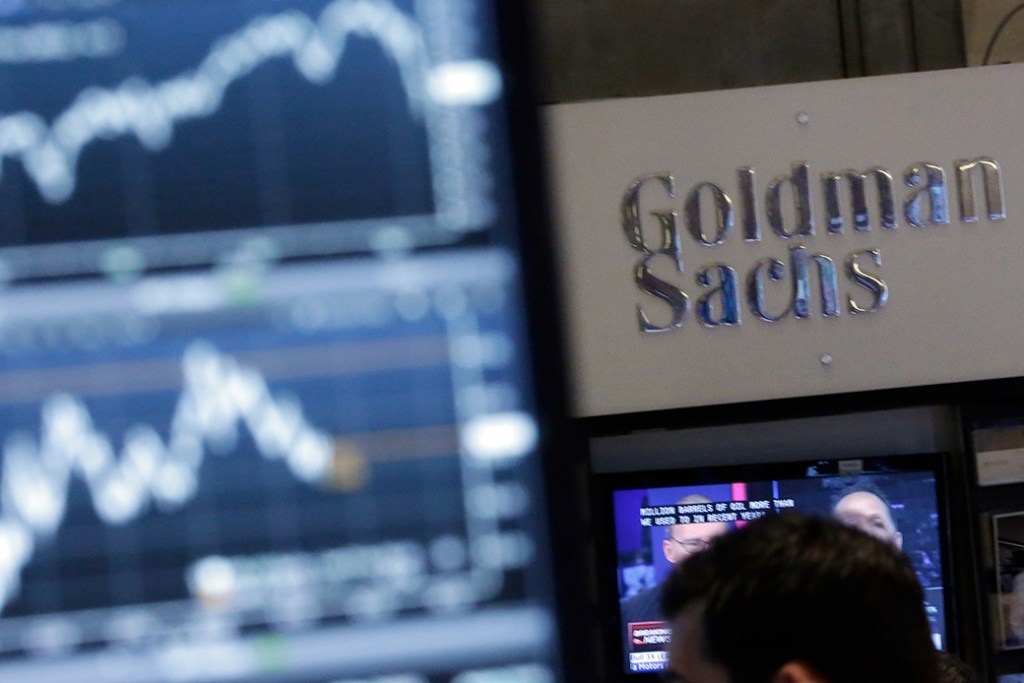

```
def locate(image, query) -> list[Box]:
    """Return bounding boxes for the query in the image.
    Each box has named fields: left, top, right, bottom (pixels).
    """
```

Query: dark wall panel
left=532, top=0, right=966, bottom=103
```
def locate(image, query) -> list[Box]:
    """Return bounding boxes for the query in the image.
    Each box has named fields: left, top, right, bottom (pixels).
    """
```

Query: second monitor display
left=608, top=455, right=949, bottom=675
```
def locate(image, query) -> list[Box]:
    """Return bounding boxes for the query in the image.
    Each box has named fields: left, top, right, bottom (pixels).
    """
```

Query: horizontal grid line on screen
left=0, top=335, right=450, bottom=405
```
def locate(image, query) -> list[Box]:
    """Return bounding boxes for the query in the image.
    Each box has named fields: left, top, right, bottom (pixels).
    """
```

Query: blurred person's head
left=662, top=494, right=729, bottom=565
left=832, top=484, right=903, bottom=550
left=660, top=512, right=938, bottom=683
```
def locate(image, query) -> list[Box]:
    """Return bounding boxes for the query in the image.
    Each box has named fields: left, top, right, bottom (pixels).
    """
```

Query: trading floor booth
left=546, top=61, right=1024, bottom=683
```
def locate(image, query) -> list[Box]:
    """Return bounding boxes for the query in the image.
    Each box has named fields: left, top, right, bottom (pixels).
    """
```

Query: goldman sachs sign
left=622, top=158, right=1005, bottom=333
left=546, top=65, right=1024, bottom=415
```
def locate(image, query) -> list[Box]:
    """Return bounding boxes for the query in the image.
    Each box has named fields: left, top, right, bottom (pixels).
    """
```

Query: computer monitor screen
left=0, top=2, right=565, bottom=682
left=603, top=454, right=949, bottom=675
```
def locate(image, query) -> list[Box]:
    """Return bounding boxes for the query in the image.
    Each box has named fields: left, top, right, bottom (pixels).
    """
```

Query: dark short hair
left=660, top=512, right=938, bottom=683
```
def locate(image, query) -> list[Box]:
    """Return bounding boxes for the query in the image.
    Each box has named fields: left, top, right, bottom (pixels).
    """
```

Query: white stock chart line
left=0, top=323, right=532, bottom=622
left=0, top=341, right=335, bottom=612
left=0, top=0, right=429, bottom=204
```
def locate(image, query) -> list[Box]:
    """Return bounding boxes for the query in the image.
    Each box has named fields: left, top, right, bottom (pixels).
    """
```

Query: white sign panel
left=546, top=65, right=1024, bottom=417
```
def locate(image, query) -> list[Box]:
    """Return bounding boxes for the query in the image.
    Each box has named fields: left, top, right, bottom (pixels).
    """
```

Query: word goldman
left=621, top=158, right=1006, bottom=333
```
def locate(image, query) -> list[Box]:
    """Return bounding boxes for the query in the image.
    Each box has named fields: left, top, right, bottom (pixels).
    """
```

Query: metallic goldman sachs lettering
left=622, top=159, right=1005, bottom=333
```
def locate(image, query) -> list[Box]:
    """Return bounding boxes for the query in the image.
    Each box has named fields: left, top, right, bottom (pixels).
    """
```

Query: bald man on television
left=621, top=494, right=729, bottom=627
left=832, top=484, right=903, bottom=550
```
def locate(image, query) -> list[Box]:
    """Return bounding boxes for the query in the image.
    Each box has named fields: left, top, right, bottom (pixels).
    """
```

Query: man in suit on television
left=620, top=493, right=729, bottom=626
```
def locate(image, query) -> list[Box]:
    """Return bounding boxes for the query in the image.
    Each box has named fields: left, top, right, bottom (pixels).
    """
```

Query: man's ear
left=772, top=662, right=829, bottom=683
left=662, top=538, right=676, bottom=563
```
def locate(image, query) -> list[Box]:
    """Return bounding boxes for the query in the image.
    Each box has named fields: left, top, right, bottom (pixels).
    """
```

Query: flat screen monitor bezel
left=0, top=1, right=589, bottom=681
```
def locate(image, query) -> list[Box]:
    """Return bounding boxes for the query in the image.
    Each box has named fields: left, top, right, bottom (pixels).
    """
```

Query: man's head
left=832, top=484, right=902, bottom=549
left=663, top=494, right=729, bottom=565
left=660, top=512, right=938, bottom=683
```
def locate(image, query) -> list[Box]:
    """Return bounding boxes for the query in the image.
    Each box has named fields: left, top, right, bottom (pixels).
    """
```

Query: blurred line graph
left=0, top=341, right=334, bottom=612
left=0, top=0, right=429, bottom=204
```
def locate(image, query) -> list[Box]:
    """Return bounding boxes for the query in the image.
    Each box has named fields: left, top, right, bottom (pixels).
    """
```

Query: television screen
left=604, top=455, right=950, bottom=675
left=0, top=2, right=570, bottom=682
